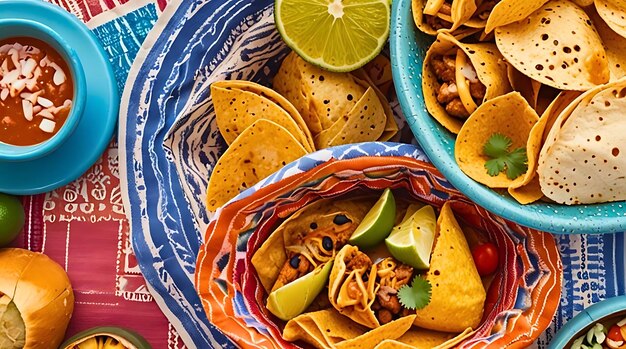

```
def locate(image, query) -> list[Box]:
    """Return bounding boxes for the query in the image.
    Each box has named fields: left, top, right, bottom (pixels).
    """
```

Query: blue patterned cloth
left=100, top=1, right=626, bottom=348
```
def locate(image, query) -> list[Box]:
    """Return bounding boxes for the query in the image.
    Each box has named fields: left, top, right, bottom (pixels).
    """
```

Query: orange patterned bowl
left=194, top=143, right=563, bottom=349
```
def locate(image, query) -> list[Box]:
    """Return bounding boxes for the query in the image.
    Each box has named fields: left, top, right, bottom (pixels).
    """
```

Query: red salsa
left=0, top=37, right=74, bottom=146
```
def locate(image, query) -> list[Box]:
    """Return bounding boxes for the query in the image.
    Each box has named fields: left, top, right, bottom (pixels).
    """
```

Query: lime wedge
left=349, top=188, right=396, bottom=249
left=385, top=205, right=436, bottom=269
left=266, top=260, right=333, bottom=321
left=400, top=203, right=424, bottom=223
left=274, top=0, right=391, bottom=72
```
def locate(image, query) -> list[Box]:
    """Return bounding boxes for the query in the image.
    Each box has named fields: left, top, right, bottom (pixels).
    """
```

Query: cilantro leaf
left=483, top=134, right=528, bottom=180
left=398, top=276, right=431, bottom=310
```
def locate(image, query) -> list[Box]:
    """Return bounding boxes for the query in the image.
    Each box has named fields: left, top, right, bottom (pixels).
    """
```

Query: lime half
left=266, top=260, right=333, bottom=321
left=349, top=188, right=396, bottom=249
left=0, top=193, right=24, bottom=247
left=275, top=0, right=391, bottom=72
left=385, top=205, right=436, bottom=269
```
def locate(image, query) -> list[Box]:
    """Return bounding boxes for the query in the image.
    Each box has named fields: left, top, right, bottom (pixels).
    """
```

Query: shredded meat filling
left=374, top=263, right=415, bottom=324
left=431, top=54, right=486, bottom=119
left=273, top=255, right=312, bottom=291
left=346, top=250, right=372, bottom=271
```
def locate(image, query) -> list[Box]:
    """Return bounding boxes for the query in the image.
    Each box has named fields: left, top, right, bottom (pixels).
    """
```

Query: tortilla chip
left=413, top=202, right=486, bottom=333
left=573, top=0, right=595, bottom=6
left=508, top=91, right=581, bottom=204
left=485, top=0, right=550, bottom=33
left=423, top=32, right=511, bottom=134
left=252, top=198, right=373, bottom=292
left=375, top=327, right=475, bottom=349
left=538, top=79, right=626, bottom=204
left=313, top=87, right=387, bottom=148
left=361, top=55, right=394, bottom=97
left=589, top=5, right=626, bottom=80
left=350, top=69, right=399, bottom=141
left=595, top=0, right=626, bottom=40
left=412, top=0, right=479, bottom=35
left=335, top=315, right=416, bottom=349
left=274, top=52, right=369, bottom=135
left=213, top=80, right=315, bottom=151
left=211, top=83, right=313, bottom=152
left=455, top=92, right=539, bottom=189
left=495, top=0, right=610, bottom=91
left=206, top=119, right=307, bottom=211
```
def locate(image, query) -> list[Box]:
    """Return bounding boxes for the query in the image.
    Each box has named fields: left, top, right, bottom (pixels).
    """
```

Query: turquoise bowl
left=390, top=0, right=626, bottom=234
left=0, top=18, right=86, bottom=162
left=549, top=296, right=626, bottom=348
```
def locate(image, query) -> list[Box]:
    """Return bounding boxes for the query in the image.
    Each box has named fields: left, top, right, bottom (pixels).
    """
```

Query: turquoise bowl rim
left=548, top=296, right=626, bottom=348
left=0, top=18, right=86, bottom=162
left=389, top=0, right=626, bottom=235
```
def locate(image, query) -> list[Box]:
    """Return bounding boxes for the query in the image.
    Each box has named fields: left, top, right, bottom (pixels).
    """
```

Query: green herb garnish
left=483, top=133, right=528, bottom=180
left=398, top=275, right=432, bottom=310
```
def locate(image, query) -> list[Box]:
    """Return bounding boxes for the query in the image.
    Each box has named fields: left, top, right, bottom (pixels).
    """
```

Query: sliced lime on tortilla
left=266, top=260, right=333, bottom=321
left=385, top=205, right=436, bottom=269
left=349, top=188, right=396, bottom=249
left=274, top=0, right=391, bottom=72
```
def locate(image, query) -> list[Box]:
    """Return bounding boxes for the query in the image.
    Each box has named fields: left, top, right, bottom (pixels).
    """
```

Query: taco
left=484, top=0, right=550, bottom=33
left=205, top=119, right=307, bottom=211
left=423, top=32, right=511, bottom=133
left=538, top=78, right=626, bottom=204
left=412, top=0, right=500, bottom=35
left=273, top=52, right=395, bottom=147
left=374, top=327, right=475, bottom=349
left=211, top=80, right=315, bottom=152
left=328, top=245, right=415, bottom=329
left=495, top=0, right=610, bottom=90
left=252, top=198, right=373, bottom=293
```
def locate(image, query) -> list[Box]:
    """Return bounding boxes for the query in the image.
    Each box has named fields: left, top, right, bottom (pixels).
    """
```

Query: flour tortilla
left=206, top=119, right=307, bottom=211
left=538, top=78, right=626, bottom=204
left=412, top=0, right=477, bottom=35
left=485, top=0, right=550, bottom=33
left=495, top=0, right=610, bottom=90
left=589, top=5, right=626, bottom=80
left=595, top=0, right=626, bottom=40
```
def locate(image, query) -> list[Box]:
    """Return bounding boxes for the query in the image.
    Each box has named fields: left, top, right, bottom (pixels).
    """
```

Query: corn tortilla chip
left=335, top=315, right=416, bottom=349
left=589, top=5, right=626, bottom=80
left=538, top=79, right=626, bottom=204
left=211, top=84, right=313, bottom=152
left=485, top=0, right=550, bottom=33
left=350, top=69, right=399, bottom=141
left=495, top=0, right=610, bottom=90
left=423, top=32, right=511, bottom=134
left=374, top=327, right=475, bottom=349
left=206, top=119, right=307, bottom=211
left=455, top=92, right=539, bottom=189
left=595, top=0, right=626, bottom=40
left=413, top=202, right=486, bottom=332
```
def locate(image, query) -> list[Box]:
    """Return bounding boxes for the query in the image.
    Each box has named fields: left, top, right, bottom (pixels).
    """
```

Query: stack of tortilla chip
left=207, top=52, right=399, bottom=211
left=414, top=0, right=626, bottom=205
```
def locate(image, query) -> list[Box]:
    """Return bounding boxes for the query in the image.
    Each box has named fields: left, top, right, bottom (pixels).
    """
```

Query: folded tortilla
left=328, top=245, right=415, bottom=329
left=423, top=32, right=511, bottom=134
left=251, top=198, right=373, bottom=293
left=538, top=78, right=626, bottom=204
left=413, top=0, right=495, bottom=35
left=484, top=0, right=550, bottom=33
left=374, top=327, right=474, bottom=349
left=595, top=0, right=626, bottom=40
left=589, top=4, right=626, bottom=80
left=495, top=0, right=609, bottom=90
left=413, top=202, right=486, bottom=332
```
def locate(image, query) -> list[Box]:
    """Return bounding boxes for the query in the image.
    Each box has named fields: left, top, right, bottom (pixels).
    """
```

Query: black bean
left=322, top=237, right=333, bottom=251
left=310, top=222, right=318, bottom=229
left=363, top=273, right=369, bottom=282
left=333, top=214, right=351, bottom=225
left=289, top=255, right=300, bottom=268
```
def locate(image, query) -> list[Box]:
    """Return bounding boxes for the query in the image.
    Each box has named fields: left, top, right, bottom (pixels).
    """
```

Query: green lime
left=266, top=260, right=333, bottom=321
left=385, top=205, right=436, bottom=269
left=400, top=203, right=424, bottom=223
left=0, top=193, right=24, bottom=247
left=274, top=0, right=391, bottom=72
left=349, top=188, right=396, bottom=249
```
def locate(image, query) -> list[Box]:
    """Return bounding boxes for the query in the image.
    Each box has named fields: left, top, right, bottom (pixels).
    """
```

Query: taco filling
left=423, top=1, right=453, bottom=31
left=272, top=215, right=355, bottom=291
left=431, top=50, right=486, bottom=119
left=334, top=248, right=415, bottom=326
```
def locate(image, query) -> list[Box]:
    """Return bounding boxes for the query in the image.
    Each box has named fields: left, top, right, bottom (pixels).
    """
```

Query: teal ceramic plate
left=390, top=0, right=626, bottom=234
left=0, top=0, right=118, bottom=195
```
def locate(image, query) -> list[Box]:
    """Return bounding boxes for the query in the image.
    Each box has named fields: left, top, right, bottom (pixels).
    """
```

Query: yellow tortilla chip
left=509, top=91, right=581, bottom=204
left=211, top=83, right=313, bottom=152
left=413, top=202, right=486, bottom=333
left=589, top=5, right=626, bottom=80
left=495, top=0, right=610, bottom=90
left=374, top=327, right=475, bottom=349
left=485, top=0, right=550, bottom=33
left=313, top=87, right=387, bottom=149
left=335, top=315, right=416, bottom=349
left=507, top=65, right=541, bottom=110
left=455, top=92, right=539, bottom=189
left=206, top=119, right=307, bottom=211
left=423, top=32, right=511, bottom=134
left=595, top=0, right=626, bottom=40
left=351, top=69, right=399, bottom=142
left=274, top=52, right=369, bottom=135
left=574, top=0, right=595, bottom=5
left=361, top=55, right=394, bottom=97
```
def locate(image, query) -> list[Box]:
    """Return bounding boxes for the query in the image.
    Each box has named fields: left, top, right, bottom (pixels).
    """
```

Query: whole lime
left=0, top=193, right=25, bottom=247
